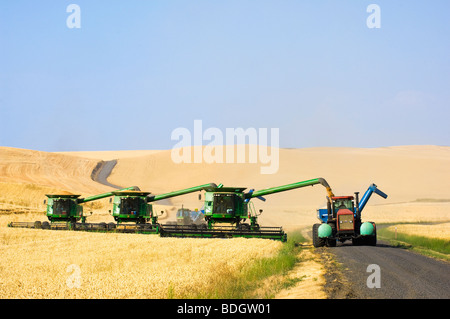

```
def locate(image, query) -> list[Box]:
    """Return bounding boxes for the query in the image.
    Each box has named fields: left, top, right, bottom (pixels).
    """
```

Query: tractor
left=313, top=183, right=388, bottom=247
left=175, top=207, right=206, bottom=228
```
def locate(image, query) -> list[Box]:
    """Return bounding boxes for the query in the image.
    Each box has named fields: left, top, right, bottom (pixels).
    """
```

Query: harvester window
left=213, top=194, right=235, bottom=215
left=53, top=199, right=72, bottom=215
left=121, top=198, right=141, bottom=214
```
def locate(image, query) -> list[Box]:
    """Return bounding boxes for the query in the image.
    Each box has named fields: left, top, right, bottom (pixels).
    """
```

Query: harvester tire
left=312, top=224, right=326, bottom=248
left=252, top=224, right=260, bottom=231
left=238, top=223, right=250, bottom=231
left=34, top=221, right=42, bottom=229
left=42, top=221, right=50, bottom=229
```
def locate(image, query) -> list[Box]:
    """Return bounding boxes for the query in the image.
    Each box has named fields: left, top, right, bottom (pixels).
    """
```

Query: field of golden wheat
left=385, top=223, right=450, bottom=240
left=0, top=217, right=282, bottom=299
left=1, top=145, right=450, bottom=299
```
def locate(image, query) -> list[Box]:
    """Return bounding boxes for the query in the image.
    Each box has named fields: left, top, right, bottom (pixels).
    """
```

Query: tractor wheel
left=312, top=224, right=326, bottom=248
left=367, top=229, right=377, bottom=246
left=352, top=237, right=362, bottom=246
left=327, top=223, right=336, bottom=247
left=326, top=238, right=337, bottom=247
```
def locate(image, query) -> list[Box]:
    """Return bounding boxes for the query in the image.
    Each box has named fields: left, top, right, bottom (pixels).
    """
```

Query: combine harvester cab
left=8, top=186, right=139, bottom=231
left=109, top=183, right=218, bottom=234
left=160, top=178, right=335, bottom=242
left=313, top=183, right=388, bottom=247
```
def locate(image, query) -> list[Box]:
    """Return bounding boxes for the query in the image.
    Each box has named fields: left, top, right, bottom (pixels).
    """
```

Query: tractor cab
left=331, top=196, right=355, bottom=215
left=176, top=208, right=193, bottom=225
left=330, top=196, right=356, bottom=234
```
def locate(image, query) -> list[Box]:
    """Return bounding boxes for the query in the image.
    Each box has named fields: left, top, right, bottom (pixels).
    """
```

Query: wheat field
left=385, top=223, right=450, bottom=240
left=0, top=217, right=282, bottom=299
left=1, top=145, right=450, bottom=299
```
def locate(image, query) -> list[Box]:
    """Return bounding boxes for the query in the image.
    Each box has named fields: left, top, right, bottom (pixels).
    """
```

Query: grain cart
left=160, top=178, right=334, bottom=242
left=106, top=183, right=217, bottom=234
left=312, top=183, right=388, bottom=247
left=8, top=186, right=138, bottom=231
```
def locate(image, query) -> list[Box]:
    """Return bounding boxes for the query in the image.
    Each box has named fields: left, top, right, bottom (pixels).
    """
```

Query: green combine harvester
left=159, top=178, right=334, bottom=242
left=8, top=186, right=138, bottom=231
left=8, top=183, right=217, bottom=234
left=105, top=183, right=217, bottom=234
left=8, top=178, right=338, bottom=243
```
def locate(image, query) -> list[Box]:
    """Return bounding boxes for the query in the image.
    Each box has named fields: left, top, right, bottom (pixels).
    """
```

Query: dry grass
left=380, top=222, right=450, bottom=260
left=0, top=146, right=112, bottom=195
left=362, top=202, right=450, bottom=224
left=0, top=218, right=282, bottom=299
left=385, top=223, right=450, bottom=240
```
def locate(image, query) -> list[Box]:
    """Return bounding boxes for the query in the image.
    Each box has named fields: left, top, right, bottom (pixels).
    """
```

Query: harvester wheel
left=312, top=224, right=326, bottom=248
left=238, top=223, right=250, bottom=231
left=34, top=221, right=42, bottom=229
left=252, top=223, right=260, bottom=231
left=42, top=221, right=50, bottom=229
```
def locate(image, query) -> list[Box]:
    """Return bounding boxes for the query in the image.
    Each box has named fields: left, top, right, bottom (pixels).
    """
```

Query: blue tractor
left=313, top=183, right=388, bottom=247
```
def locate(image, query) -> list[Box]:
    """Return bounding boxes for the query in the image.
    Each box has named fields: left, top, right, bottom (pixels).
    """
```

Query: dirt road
left=319, top=241, right=450, bottom=299
left=91, top=160, right=123, bottom=189
left=90, top=159, right=173, bottom=205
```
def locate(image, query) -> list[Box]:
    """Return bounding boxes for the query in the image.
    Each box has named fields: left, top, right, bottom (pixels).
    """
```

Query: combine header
left=313, top=183, right=388, bottom=247
left=160, top=178, right=334, bottom=242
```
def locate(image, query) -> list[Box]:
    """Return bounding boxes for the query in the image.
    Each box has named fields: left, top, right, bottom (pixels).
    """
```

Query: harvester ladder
left=248, top=201, right=258, bottom=218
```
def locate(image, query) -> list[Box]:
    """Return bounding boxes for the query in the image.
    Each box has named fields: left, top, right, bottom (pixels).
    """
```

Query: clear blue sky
left=0, top=0, right=449, bottom=151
